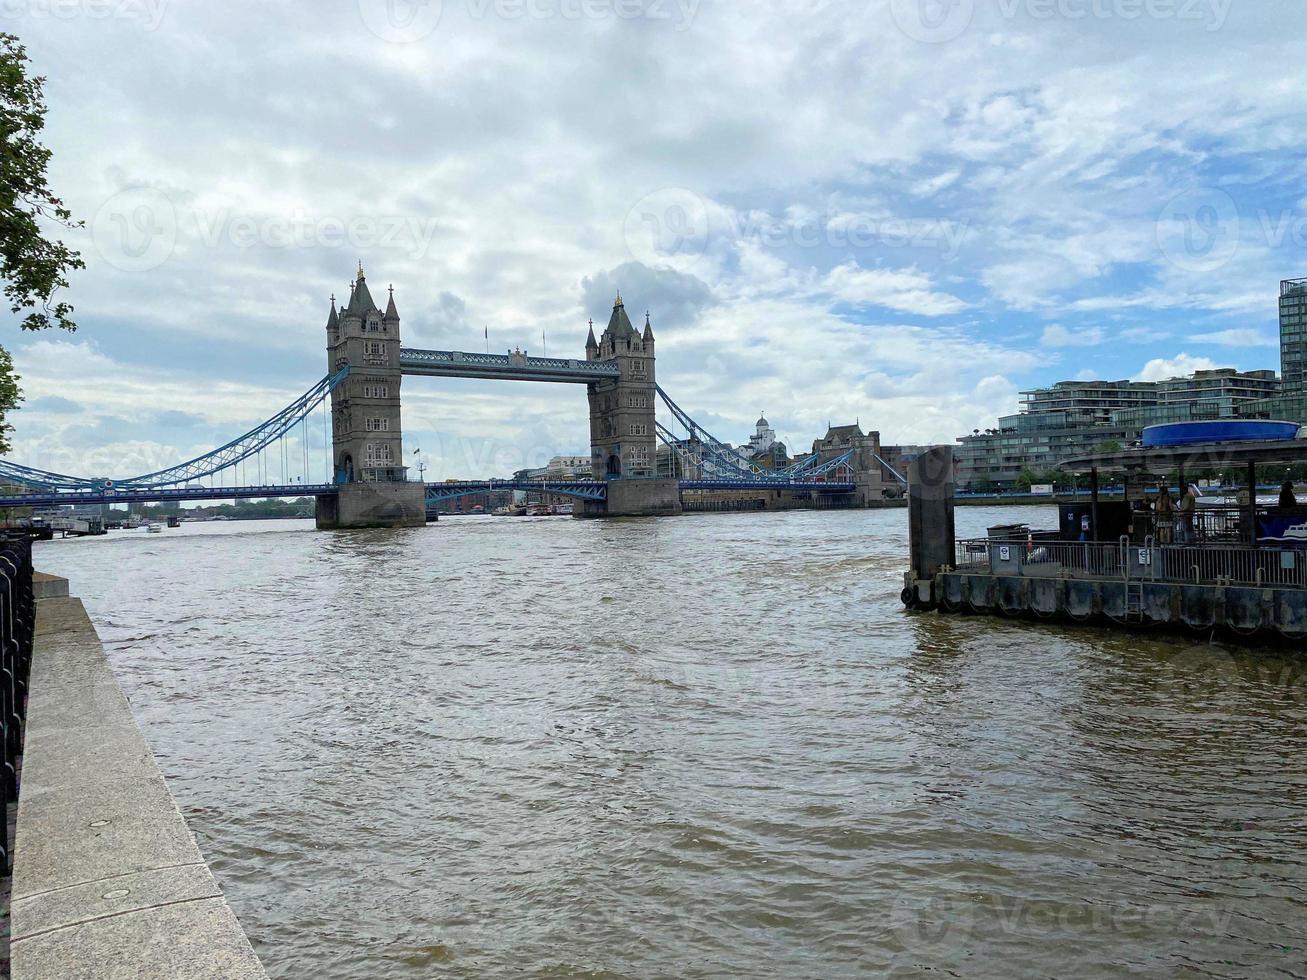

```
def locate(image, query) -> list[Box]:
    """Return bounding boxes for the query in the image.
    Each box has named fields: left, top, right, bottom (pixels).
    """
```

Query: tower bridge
left=0, top=265, right=898, bottom=527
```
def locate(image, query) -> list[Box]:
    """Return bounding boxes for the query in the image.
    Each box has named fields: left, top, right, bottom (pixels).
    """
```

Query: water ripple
left=33, top=509, right=1307, bottom=979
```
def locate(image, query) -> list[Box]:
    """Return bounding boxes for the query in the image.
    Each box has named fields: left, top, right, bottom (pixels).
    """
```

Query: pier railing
left=954, top=536, right=1307, bottom=589
left=0, top=535, right=33, bottom=873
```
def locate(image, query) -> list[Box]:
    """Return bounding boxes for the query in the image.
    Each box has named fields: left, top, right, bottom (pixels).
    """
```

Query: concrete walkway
left=9, top=580, right=267, bottom=979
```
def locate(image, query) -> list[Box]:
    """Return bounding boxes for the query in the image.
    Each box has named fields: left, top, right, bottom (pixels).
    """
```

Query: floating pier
left=903, top=433, right=1307, bottom=643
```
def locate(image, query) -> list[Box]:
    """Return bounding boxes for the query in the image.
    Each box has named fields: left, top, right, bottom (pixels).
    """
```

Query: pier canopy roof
left=1056, top=438, right=1307, bottom=475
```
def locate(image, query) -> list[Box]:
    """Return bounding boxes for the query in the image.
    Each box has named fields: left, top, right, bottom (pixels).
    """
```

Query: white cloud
left=1136, top=353, right=1220, bottom=382
left=1041, top=323, right=1106, bottom=348
left=822, top=262, right=967, bottom=316
left=1190, top=328, right=1277, bottom=347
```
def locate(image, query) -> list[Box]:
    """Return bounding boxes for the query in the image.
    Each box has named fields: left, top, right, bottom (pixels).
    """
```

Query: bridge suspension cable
left=0, top=459, right=104, bottom=493
left=0, top=369, right=348, bottom=494
left=654, top=386, right=769, bottom=480
left=121, top=367, right=349, bottom=489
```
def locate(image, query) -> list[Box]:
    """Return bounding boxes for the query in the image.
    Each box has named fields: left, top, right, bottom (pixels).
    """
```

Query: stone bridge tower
left=316, top=265, right=426, bottom=529
left=582, top=295, right=682, bottom=516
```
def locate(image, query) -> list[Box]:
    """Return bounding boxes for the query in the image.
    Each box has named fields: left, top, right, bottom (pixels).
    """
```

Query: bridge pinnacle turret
left=585, top=318, right=598, bottom=352
left=643, top=312, right=654, bottom=344
left=385, top=285, right=399, bottom=322
left=348, top=267, right=377, bottom=315
left=326, top=295, right=338, bottom=330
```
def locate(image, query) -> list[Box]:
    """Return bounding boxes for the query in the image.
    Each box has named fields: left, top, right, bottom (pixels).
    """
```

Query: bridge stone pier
left=317, top=266, right=427, bottom=529
left=578, top=295, right=682, bottom=517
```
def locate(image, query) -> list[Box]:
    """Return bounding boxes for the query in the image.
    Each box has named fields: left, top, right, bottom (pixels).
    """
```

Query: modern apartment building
left=1280, top=277, right=1307, bottom=394
left=957, top=368, right=1282, bottom=489
left=1236, top=278, right=1307, bottom=423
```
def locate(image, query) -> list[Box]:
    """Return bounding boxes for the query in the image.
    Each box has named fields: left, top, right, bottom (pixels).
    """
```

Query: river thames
left=33, top=507, right=1307, bottom=978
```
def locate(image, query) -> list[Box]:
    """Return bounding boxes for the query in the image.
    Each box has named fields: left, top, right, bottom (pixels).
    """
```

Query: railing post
left=0, top=537, right=32, bottom=874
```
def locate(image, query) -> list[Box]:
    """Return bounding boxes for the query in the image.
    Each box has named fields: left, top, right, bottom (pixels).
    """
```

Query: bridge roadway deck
left=0, top=479, right=857, bottom=510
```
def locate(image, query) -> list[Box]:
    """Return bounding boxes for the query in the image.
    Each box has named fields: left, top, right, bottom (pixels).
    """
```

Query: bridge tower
left=316, top=265, right=427, bottom=529
left=582, top=295, right=682, bottom=516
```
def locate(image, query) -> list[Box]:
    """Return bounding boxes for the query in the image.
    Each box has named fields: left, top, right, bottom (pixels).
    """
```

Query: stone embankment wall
left=10, top=576, right=267, bottom=979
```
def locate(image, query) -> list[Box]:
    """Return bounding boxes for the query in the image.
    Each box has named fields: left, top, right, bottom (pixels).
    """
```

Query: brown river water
left=33, top=506, right=1307, bottom=978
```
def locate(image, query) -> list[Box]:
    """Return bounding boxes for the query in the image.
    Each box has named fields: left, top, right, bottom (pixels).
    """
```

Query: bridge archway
left=606, top=454, right=622, bottom=477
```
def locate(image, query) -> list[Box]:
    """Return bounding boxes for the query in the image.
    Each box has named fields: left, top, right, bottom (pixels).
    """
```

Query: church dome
left=756, top=415, right=770, bottom=429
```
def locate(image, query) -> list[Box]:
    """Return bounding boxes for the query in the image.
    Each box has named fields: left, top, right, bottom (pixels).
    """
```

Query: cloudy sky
left=7, top=0, right=1307, bottom=480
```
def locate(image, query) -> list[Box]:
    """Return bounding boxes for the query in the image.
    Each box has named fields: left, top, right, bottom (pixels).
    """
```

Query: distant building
left=810, top=423, right=895, bottom=502
left=544, top=455, right=591, bottom=479
left=878, top=444, right=928, bottom=484
left=958, top=368, right=1282, bottom=490
left=1280, top=277, right=1307, bottom=393
left=744, top=414, right=777, bottom=457
left=1236, top=277, right=1307, bottom=423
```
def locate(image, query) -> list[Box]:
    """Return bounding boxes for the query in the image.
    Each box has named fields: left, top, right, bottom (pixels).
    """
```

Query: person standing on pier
left=1153, top=484, right=1175, bottom=544
left=1177, top=484, right=1199, bottom=544
left=1280, top=479, right=1298, bottom=508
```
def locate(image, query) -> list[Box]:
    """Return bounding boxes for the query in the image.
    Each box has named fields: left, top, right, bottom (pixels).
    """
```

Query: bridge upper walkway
left=399, top=349, right=620, bottom=384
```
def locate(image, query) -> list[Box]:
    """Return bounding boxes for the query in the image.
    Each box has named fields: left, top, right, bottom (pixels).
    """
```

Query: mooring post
left=904, top=446, right=955, bottom=610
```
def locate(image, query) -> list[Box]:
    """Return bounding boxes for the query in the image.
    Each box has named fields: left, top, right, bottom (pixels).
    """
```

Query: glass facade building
left=1281, top=277, right=1307, bottom=394
left=958, top=369, right=1282, bottom=490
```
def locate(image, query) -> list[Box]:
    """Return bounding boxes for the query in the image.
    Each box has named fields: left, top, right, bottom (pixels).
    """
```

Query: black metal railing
left=955, top=535, right=1307, bottom=589
left=0, top=536, right=34, bottom=874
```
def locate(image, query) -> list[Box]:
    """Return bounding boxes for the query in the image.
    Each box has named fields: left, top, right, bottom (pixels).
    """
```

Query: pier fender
left=1141, top=583, right=1176, bottom=626
left=1066, top=580, right=1097, bottom=621
left=1100, top=581, right=1127, bottom=621
left=997, top=575, right=1027, bottom=616
left=1275, top=589, right=1307, bottom=640
left=1029, top=577, right=1061, bottom=617
left=1224, top=587, right=1265, bottom=634
left=940, top=574, right=965, bottom=612
left=963, top=574, right=994, bottom=611
left=1181, top=585, right=1219, bottom=631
